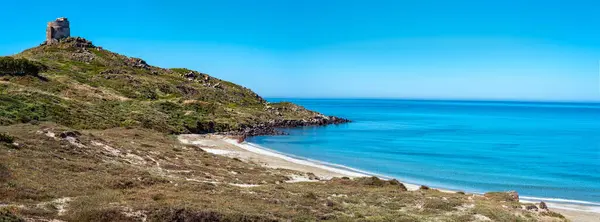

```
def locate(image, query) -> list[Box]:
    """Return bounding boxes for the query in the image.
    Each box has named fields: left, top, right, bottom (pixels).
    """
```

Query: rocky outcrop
left=59, top=131, right=81, bottom=138
left=181, top=71, right=227, bottom=89
left=42, top=37, right=94, bottom=48
left=126, top=58, right=150, bottom=69
left=183, top=71, right=197, bottom=80
left=506, top=191, right=519, bottom=201
left=230, top=115, right=351, bottom=137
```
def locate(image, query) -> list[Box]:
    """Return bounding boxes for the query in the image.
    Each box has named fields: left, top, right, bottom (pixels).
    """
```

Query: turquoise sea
left=247, top=99, right=600, bottom=206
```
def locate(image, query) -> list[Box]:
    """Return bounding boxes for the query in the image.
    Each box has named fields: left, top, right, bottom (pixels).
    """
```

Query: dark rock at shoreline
left=228, top=115, right=351, bottom=137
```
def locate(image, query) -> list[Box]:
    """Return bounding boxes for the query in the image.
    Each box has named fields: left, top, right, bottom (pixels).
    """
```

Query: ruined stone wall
left=46, top=18, right=70, bottom=43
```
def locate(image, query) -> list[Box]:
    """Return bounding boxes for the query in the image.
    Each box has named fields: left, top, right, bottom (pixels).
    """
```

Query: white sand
left=201, top=148, right=236, bottom=155
left=222, top=138, right=368, bottom=178
left=178, top=134, right=355, bottom=180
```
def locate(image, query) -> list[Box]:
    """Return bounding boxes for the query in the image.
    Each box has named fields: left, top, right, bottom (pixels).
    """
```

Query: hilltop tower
left=46, top=17, right=70, bottom=44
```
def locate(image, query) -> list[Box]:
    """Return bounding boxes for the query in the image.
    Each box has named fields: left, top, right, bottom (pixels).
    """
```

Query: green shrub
left=484, top=191, right=519, bottom=202
left=120, top=119, right=137, bottom=128
left=0, top=163, right=11, bottom=183
left=0, top=132, right=14, bottom=143
left=152, top=193, right=166, bottom=201
left=356, top=176, right=386, bottom=186
left=0, top=208, right=23, bottom=222
left=0, top=57, right=45, bottom=76
left=474, top=204, right=525, bottom=221
left=303, top=192, right=318, bottom=199
left=540, top=211, right=565, bottom=218
left=423, top=198, right=463, bottom=211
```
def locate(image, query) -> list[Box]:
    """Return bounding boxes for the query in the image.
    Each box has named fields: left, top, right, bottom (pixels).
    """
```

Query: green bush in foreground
left=0, top=132, right=14, bottom=143
left=0, top=56, right=45, bottom=76
left=0, top=208, right=24, bottom=222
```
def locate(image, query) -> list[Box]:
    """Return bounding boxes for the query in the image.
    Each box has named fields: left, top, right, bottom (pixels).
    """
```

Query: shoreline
left=221, top=138, right=424, bottom=191
left=178, top=134, right=600, bottom=221
left=237, top=139, right=600, bottom=212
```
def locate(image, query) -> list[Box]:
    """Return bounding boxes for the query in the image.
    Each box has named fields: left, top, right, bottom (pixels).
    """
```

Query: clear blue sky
left=2, top=0, right=599, bottom=101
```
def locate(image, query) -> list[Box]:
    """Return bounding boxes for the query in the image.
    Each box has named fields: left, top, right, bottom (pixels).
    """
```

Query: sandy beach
left=178, top=134, right=600, bottom=222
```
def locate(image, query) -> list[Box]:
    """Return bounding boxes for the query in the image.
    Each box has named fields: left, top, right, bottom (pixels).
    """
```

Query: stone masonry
left=46, top=17, right=70, bottom=43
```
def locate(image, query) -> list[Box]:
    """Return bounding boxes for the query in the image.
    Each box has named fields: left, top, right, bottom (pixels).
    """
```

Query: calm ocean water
left=247, top=99, right=600, bottom=205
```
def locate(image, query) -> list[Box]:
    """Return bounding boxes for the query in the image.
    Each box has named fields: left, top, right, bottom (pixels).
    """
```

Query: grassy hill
left=0, top=38, right=567, bottom=221
left=1, top=37, right=334, bottom=134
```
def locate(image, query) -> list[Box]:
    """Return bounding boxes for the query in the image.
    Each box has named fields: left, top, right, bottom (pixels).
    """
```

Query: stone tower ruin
left=46, top=17, right=70, bottom=43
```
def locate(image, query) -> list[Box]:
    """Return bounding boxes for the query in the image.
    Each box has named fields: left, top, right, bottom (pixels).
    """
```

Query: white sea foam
left=223, top=139, right=369, bottom=178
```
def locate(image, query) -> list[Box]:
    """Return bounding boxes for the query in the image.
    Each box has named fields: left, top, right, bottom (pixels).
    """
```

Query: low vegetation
left=0, top=208, right=23, bottom=222
left=0, top=38, right=569, bottom=221
left=0, top=124, right=567, bottom=221
left=0, top=132, right=14, bottom=143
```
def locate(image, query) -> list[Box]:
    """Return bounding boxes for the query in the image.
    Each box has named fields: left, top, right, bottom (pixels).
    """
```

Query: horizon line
left=264, top=97, right=600, bottom=104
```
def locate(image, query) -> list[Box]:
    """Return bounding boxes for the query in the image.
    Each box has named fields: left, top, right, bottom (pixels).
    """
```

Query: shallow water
left=247, top=99, right=600, bottom=205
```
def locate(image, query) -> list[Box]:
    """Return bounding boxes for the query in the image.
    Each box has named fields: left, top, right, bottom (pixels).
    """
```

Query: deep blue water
left=247, top=99, right=600, bottom=205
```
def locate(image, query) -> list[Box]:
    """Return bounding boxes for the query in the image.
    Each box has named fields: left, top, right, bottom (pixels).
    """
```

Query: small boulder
left=126, top=57, right=150, bottom=69
left=539, top=201, right=548, bottom=210
left=525, top=205, right=538, bottom=211
left=9, top=142, right=22, bottom=149
left=59, top=131, right=81, bottom=138
left=307, top=172, right=320, bottom=181
left=419, top=185, right=430, bottom=190
left=184, top=71, right=197, bottom=80
left=325, top=200, right=335, bottom=207
left=506, top=191, right=519, bottom=201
